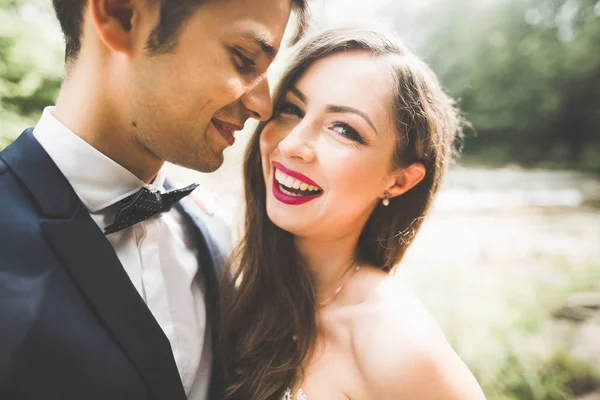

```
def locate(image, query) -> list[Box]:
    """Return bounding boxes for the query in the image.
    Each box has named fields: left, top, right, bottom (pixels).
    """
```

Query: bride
left=220, top=27, right=486, bottom=400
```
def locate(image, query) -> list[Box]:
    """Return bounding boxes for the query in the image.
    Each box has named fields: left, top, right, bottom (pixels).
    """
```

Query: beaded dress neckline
left=282, top=387, right=307, bottom=400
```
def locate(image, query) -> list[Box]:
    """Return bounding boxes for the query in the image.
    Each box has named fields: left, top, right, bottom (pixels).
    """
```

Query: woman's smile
left=272, top=161, right=324, bottom=205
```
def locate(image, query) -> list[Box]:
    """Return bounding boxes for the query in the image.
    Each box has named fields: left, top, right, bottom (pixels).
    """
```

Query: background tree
left=0, top=0, right=62, bottom=149
left=387, top=0, right=600, bottom=171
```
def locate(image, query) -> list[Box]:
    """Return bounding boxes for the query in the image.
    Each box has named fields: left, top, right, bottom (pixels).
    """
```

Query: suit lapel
left=42, top=215, right=186, bottom=400
left=175, top=196, right=221, bottom=307
left=1, top=130, right=186, bottom=400
left=165, top=180, right=224, bottom=298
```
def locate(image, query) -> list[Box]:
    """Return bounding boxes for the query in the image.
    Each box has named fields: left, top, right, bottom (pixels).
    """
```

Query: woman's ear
left=384, top=162, right=426, bottom=199
left=89, top=0, right=136, bottom=55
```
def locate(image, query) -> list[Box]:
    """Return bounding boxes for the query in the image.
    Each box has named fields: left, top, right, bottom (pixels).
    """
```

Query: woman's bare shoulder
left=348, top=273, right=486, bottom=400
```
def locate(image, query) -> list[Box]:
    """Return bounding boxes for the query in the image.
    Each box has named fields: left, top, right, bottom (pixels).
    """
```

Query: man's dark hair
left=52, top=0, right=310, bottom=60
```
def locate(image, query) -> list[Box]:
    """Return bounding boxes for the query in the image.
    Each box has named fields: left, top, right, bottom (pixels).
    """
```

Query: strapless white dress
left=282, top=388, right=307, bottom=400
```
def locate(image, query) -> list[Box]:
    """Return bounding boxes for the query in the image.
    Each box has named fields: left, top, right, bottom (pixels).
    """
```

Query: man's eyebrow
left=242, top=31, right=276, bottom=60
left=289, top=86, right=307, bottom=103
left=326, top=105, right=378, bottom=135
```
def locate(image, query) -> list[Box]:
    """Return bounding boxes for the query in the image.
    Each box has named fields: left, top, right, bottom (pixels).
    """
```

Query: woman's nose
left=277, top=121, right=316, bottom=163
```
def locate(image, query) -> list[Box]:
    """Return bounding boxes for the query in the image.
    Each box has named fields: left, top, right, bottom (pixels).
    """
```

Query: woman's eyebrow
left=326, top=105, right=378, bottom=134
left=289, top=86, right=378, bottom=134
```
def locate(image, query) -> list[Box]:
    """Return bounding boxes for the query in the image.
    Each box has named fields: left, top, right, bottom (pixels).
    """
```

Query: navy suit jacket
left=0, top=129, right=230, bottom=400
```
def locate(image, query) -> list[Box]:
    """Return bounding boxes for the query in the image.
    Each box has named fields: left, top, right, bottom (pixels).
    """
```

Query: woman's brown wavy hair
left=220, top=27, right=464, bottom=400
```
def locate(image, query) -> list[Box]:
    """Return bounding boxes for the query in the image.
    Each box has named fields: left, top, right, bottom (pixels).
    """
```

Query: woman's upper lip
left=212, top=118, right=244, bottom=131
left=272, top=161, right=322, bottom=188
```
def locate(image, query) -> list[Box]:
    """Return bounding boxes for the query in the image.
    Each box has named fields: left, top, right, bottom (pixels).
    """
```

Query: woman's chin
left=266, top=208, right=308, bottom=237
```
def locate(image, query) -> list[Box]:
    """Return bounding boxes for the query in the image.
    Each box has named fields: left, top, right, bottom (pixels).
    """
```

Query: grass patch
left=478, top=349, right=600, bottom=400
left=404, top=256, right=600, bottom=400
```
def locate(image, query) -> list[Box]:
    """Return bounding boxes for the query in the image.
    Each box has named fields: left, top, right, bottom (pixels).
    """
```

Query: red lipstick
left=271, top=161, right=323, bottom=206
left=272, top=161, right=322, bottom=188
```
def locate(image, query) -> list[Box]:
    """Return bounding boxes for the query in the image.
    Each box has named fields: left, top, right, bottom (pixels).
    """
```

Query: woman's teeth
left=275, top=169, right=321, bottom=193
left=280, top=186, right=301, bottom=197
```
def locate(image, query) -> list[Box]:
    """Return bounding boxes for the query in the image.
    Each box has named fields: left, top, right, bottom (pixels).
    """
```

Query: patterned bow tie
left=104, top=183, right=199, bottom=235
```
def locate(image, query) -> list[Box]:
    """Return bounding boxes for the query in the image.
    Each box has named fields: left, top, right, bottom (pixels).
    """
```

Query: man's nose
left=240, top=76, right=273, bottom=121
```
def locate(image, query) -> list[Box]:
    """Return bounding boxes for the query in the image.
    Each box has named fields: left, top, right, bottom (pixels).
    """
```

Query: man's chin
left=189, top=152, right=224, bottom=173
left=197, top=160, right=223, bottom=173
left=162, top=147, right=223, bottom=173
left=178, top=159, right=223, bottom=173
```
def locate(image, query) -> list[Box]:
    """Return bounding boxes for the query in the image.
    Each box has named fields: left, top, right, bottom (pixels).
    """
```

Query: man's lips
left=212, top=119, right=243, bottom=146
left=272, top=161, right=322, bottom=188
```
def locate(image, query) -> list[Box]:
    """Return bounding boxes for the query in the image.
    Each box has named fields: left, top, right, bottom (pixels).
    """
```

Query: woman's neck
left=295, top=234, right=361, bottom=306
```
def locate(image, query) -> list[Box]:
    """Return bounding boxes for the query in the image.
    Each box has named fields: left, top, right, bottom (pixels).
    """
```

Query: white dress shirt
left=33, top=107, right=211, bottom=399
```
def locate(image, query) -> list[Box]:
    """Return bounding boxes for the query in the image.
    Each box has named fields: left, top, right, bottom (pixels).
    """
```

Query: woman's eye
left=233, top=49, right=256, bottom=72
left=275, top=102, right=304, bottom=118
left=331, top=123, right=365, bottom=144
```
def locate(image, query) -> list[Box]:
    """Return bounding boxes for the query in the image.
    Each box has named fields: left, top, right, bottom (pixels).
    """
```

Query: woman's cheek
left=332, top=155, right=380, bottom=201
left=259, top=123, right=283, bottom=156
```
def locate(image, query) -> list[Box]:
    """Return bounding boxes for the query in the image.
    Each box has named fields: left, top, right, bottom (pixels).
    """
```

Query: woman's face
left=260, top=51, right=399, bottom=240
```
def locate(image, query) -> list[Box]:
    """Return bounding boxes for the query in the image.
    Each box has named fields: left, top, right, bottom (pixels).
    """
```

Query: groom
left=0, top=0, right=308, bottom=399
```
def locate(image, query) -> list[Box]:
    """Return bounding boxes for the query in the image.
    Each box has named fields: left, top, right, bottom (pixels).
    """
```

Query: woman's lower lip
left=272, top=174, right=322, bottom=205
left=212, top=119, right=235, bottom=146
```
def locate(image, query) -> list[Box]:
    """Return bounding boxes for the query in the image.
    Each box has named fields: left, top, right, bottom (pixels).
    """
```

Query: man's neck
left=53, top=70, right=163, bottom=184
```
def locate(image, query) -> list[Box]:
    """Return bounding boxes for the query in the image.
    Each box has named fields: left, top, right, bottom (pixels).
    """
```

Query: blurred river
left=405, top=166, right=600, bottom=268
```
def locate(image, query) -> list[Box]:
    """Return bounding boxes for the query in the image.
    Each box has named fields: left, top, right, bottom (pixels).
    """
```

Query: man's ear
left=89, top=0, right=136, bottom=55
left=384, top=162, right=426, bottom=199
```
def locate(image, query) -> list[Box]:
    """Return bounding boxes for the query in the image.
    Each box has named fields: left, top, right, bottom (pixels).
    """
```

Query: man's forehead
left=225, top=17, right=291, bottom=58
left=223, top=0, right=292, bottom=46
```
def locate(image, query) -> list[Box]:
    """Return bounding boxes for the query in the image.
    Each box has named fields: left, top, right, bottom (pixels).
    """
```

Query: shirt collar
left=33, top=106, right=167, bottom=212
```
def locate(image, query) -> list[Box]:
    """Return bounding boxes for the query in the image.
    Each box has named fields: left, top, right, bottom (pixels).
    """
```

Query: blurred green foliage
left=0, top=0, right=63, bottom=148
left=395, top=0, right=600, bottom=171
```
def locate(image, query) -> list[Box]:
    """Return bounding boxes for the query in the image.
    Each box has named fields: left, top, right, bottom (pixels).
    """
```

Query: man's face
left=126, top=0, right=292, bottom=172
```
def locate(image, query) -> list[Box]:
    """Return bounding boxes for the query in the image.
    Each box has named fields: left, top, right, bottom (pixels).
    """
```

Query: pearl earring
left=382, top=191, right=390, bottom=206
